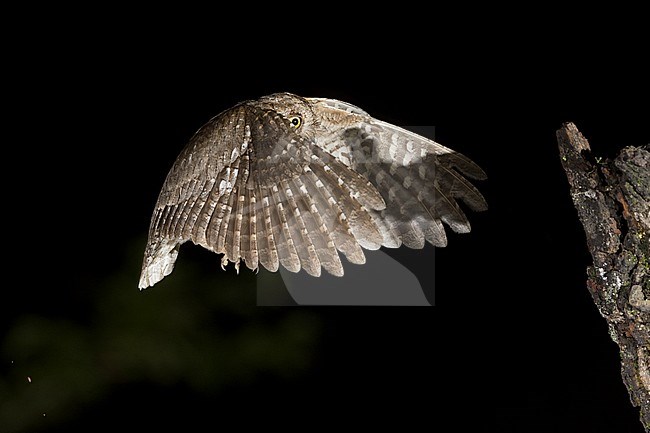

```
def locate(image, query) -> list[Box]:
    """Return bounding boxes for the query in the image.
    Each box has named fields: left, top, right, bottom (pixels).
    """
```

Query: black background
left=3, top=10, right=648, bottom=433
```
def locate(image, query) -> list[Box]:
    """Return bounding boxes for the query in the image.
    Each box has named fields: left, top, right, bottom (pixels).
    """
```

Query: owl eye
left=289, top=115, right=302, bottom=128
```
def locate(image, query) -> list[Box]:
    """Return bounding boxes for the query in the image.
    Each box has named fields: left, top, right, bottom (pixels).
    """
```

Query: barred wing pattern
left=139, top=93, right=486, bottom=289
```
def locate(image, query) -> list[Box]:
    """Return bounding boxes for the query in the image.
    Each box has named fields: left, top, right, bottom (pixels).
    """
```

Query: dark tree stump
left=557, top=122, right=650, bottom=431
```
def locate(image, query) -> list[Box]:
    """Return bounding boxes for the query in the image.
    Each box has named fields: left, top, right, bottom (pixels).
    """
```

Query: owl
left=139, top=93, right=486, bottom=289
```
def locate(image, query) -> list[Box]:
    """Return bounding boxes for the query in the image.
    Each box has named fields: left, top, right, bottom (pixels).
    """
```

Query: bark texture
left=557, top=122, right=649, bottom=431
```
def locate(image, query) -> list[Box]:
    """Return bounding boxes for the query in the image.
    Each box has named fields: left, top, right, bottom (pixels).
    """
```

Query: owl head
left=252, top=92, right=318, bottom=134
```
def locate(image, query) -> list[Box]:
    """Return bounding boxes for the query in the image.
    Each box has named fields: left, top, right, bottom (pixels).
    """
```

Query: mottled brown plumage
left=139, top=93, right=487, bottom=289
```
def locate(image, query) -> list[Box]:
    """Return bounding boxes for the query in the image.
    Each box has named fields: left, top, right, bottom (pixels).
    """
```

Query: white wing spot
left=388, top=186, right=398, bottom=201
left=406, top=141, right=415, bottom=153
left=389, top=145, right=398, bottom=160
left=219, top=179, right=227, bottom=195
left=241, top=127, right=250, bottom=152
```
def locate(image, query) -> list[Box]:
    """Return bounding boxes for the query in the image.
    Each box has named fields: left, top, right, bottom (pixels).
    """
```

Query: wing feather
left=217, top=184, right=237, bottom=256
left=256, top=185, right=279, bottom=272
left=291, top=175, right=343, bottom=276
left=182, top=178, right=215, bottom=240
left=268, top=184, right=301, bottom=272
left=330, top=119, right=487, bottom=249
left=279, top=179, right=321, bottom=276
left=229, top=188, right=245, bottom=267
left=205, top=184, right=233, bottom=250
left=228, top=152, right=251, bottom=266
left=192, top=177, right=220, bottom=246
left=239, top=185, right=253, bottom=270
left=309, top=162, right=383, bottom=250
left=301, top=167, right=366, bottom=265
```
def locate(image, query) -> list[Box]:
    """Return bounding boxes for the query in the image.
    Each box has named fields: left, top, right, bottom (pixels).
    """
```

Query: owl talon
left=234, top=259, right=240, bottom=275
left=221, top=256, right=228, bottom=271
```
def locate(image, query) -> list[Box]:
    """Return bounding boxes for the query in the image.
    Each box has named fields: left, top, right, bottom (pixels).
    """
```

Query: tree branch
left=557, top=122, right=650, bottom=431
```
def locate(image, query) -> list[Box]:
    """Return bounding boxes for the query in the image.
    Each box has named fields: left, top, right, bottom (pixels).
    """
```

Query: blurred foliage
left=0, top=239, right=321, bottom=432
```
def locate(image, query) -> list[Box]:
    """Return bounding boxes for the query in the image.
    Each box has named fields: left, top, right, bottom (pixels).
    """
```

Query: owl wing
left=361, top=120, right=487, bottom=249
left=139, top=104, right=386, bottom=288
left=138, top=104, right=251, bottom=288
left=308, top=98, right=487, bottom=250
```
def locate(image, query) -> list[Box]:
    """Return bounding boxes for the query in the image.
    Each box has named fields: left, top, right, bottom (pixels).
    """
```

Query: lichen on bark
left=557, top=122, right=649, bottom=431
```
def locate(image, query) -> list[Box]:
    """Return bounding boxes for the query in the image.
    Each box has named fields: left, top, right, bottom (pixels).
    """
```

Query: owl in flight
left=139, top=93, right=486, bottom=289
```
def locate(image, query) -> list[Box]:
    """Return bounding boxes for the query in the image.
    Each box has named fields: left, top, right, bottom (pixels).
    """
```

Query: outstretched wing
left=308, top=98, right=487, bottom=250
left=141, top=94, right=487, bottom=288
left=139, top=103, right=386, bottom=288
left=138, top=103, right=251, bottom=288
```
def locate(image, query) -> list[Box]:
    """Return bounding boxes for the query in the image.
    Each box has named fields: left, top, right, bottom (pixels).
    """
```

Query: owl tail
left=138, top=240, right=181, bottom=289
